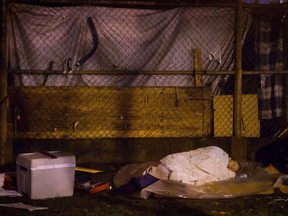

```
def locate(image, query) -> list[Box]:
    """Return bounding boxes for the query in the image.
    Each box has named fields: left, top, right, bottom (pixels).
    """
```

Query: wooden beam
left=232, top=0, right=246, bottom=161
left=0, top=0, right=8, bottom=167
left=9, top=86, right=212, bottom=139
left=193, top=48, right=203, bottom=87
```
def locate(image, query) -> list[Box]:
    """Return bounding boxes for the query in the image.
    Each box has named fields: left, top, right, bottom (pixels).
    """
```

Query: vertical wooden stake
left=232, top=0, right=247, bottom=161
left=0, top=0, right=8, bottom=167
left=193, top=48, right=203, bottom=87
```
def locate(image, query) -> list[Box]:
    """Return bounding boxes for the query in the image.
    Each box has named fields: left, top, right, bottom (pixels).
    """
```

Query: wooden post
left=193, top=48, right=203, bottom=87
left=0, top=0, right=8, bottom=167
left=232, top=0, right=247, bottom=161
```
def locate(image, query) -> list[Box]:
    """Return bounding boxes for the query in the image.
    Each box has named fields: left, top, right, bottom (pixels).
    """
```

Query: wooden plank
left=193, top=48, right=203, bottom=87
left=213, top=94, right=260, bottom=137
left=8, top=86, right=212, bottom=138
left=231, top=136, right=247, bottom=161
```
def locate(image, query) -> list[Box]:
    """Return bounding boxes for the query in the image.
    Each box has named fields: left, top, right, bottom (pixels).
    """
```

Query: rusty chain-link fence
left=6, top=1, right=288, bottom=139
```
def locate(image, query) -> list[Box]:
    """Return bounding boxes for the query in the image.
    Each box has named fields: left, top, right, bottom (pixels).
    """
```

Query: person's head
left=228, top=157, right=240, bottom=172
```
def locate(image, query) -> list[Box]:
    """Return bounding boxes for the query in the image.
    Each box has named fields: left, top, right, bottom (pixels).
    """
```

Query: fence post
left=0, top=0, right=8, bottom=167
left=232, top=0, right=247, bottom=161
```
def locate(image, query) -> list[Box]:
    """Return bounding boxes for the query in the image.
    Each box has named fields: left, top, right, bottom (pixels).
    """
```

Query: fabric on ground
left=158, top=146, right=236, bottom=185
left=113, top=160, right=276, bottom=199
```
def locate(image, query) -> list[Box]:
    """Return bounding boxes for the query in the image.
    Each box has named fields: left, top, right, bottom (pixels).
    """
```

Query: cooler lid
left=16, top=151, right=75, bottom=170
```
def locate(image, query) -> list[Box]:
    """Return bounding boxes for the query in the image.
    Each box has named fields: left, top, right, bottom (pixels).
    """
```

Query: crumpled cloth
left=146, top=146, right=236, bottom=185
left=113, top=160, right=275, bottom=199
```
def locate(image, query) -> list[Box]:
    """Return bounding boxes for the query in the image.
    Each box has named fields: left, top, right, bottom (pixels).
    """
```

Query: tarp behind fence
left=6, top=3, right=287, bottom=138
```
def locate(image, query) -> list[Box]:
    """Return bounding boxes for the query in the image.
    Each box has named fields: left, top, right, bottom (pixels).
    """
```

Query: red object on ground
left=89, top=183, right=111, bottom=194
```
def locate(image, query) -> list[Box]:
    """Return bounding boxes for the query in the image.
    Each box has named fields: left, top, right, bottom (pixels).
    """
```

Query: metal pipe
left=7, top=0, right=236, bottom=8
left=10, top=69, right=288, bottom=75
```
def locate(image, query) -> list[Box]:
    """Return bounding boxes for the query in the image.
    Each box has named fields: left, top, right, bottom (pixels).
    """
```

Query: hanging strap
left=40, top=151, right=58, bottom=159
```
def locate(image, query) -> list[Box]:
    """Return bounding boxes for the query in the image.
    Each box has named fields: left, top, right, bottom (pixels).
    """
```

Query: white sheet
left=148, top=146, right=236, bottom=185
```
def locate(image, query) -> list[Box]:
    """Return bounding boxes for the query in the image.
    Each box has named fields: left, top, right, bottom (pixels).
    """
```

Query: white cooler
left=16, top=151, right=75, bottom=200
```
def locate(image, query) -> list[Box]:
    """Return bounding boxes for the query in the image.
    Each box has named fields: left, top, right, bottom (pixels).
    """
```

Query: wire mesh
left=6, top=2, right=288, bottom=139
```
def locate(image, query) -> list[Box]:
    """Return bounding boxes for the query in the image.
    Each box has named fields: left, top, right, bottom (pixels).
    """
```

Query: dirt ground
left=1, top=188, right=288, bottom=216
left=1, top=158, right=288, bottom=216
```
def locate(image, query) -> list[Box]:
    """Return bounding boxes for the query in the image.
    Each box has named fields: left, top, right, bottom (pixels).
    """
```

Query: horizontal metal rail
left=7, top=0, right=237, bottom=8
left=10, top=69, right=288, bottom=75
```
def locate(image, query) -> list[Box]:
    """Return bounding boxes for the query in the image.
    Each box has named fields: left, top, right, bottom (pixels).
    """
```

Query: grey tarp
left=8, top=4, right=251, bottom=91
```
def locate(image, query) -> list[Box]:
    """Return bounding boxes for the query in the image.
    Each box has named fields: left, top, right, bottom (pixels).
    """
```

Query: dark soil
left=1, top=188, right=288, bottom=216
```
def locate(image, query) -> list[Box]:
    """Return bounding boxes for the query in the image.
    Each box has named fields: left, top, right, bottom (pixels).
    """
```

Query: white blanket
left=149, top=146, right=236, bottom=185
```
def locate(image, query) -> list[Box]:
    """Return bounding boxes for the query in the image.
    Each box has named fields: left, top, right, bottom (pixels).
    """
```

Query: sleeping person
left=116, top=146, right=240, bottom=195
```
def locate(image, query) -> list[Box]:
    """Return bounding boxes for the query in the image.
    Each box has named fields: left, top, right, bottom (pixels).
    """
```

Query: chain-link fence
left=6, top=1, right=288, bottom=139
